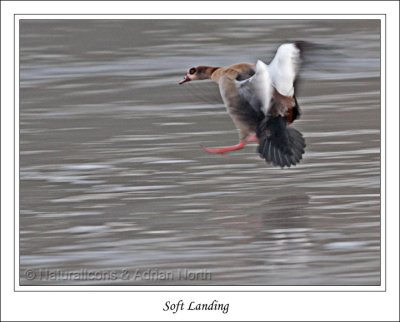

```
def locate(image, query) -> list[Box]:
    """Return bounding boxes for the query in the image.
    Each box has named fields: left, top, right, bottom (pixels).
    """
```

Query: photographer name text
left=24, top=268, right=211, bottom=281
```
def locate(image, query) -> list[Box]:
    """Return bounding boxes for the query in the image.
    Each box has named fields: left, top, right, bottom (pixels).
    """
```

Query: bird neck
left=208, top=67, right=224, bottom=82
left=207, top=66, right=219, bottom=76
left=196, top=66, right=219, bottom=81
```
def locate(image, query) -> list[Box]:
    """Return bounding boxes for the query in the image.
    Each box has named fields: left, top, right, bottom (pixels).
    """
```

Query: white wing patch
left=268, top=43, right=301, bottom=97
left=234, top=42, right=301, bottom=117
left=252, top=60, right=273, bottom=115
left=235, top=60, right=273, bottom=116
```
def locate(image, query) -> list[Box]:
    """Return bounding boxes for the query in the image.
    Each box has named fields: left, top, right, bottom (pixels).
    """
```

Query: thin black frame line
left=14, top=13, right=386, bottom=16
left=10, top=0, right=391, bottom=1
left=13, top=14, right=387, bottom=291
left=8, top=0, right=389, bottom=1
left=14, top=14, right=386, bottom=292
left=13, top=15, right=386, bottom=291
left=384, top=15, right=387, bottom=292
left=17, top=282, right=384, bottom=287
left=13, top=13, right=16, bottom=294
left=12, top=289, right=387, bottom=294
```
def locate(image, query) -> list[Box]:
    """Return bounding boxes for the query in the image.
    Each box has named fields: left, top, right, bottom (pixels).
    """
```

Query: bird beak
left=179, top=74, right=191, bottom=85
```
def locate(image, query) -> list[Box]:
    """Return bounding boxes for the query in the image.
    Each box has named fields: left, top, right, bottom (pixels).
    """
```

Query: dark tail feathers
left=257, top=116, right=306, bottom=168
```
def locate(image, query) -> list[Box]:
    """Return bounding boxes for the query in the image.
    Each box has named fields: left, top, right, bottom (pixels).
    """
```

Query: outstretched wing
left=268, top=42, right=302, bottom=97
left=236, top=47, right=306, bottom=168
left=256, top=115, right=306, bottom=167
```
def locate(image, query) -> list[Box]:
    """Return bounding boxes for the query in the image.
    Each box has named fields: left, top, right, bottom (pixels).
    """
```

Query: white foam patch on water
left=62, top=164, right=112, bottom=170
left=146, top=159, right=196, bottom=164
left=324, top=241, right=370, bottom=250
left=305, top=129, right=380, bottom=138
left=157, top=122, right=194, bottom=126
left=35, top=211, right=102, bottom=218
left=52, top=225, right=109, bottom=234
left=176, top=209, right=211, bottom=214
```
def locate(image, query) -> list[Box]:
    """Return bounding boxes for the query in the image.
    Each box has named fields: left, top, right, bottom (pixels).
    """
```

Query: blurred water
left=19, top=19, right=381, bottom=285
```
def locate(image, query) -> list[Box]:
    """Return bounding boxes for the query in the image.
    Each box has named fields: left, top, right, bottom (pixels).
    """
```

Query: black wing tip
left=257, top=127, right=306, bottom=168
left=288, top=40, right=344, bottom=61
left=294, top=40, right=307, bottom=52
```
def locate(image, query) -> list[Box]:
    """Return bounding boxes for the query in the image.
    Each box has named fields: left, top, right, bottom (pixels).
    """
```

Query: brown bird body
left=179, top=43, right=306, bottom=167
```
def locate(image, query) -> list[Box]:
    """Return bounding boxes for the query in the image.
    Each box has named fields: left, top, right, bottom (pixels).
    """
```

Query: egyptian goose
left=179, top=42, right=306, bottom=168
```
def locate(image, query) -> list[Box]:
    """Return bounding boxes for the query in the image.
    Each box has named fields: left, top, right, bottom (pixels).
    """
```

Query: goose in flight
left=179, top=42, right=306, bottom=168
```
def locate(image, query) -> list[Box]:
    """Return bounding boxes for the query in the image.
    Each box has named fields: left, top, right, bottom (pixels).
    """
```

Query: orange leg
left=201, top=140, right=247, bottom=154
left=200, top=134, right=258, bottom=155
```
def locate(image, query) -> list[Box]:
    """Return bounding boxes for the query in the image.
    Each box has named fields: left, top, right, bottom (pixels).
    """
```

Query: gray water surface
left=19, top=19, right=381, bottom=285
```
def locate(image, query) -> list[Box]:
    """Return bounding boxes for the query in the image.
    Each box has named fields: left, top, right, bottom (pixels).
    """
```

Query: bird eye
left=189, top=67, right=196, bottom=75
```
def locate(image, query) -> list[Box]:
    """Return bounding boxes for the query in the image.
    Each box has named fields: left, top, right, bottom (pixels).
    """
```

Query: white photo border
left=14, top=13, right=386, bottom=292
left=2, top=1, right=398, bottom=321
